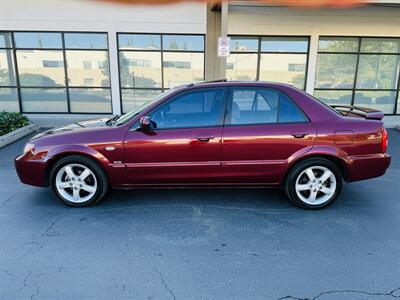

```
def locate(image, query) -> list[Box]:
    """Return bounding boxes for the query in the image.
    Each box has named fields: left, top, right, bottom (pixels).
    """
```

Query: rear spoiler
left=331, top=105, right=384, bottom=120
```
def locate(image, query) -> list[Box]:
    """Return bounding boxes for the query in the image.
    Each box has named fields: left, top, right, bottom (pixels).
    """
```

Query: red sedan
left=15, top=81, right=391, bottom=209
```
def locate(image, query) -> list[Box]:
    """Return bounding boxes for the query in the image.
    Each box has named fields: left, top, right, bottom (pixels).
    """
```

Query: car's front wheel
left=284, top=158, right=342, bottom=209
left=49, top=155, right=108, bottom=207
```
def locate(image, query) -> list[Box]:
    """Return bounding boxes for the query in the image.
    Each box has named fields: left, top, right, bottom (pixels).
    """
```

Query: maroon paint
left=15, top=82, right=391, bottom=189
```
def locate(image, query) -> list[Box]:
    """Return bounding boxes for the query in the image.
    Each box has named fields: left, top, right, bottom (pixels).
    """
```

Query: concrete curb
left=0, top=124, right=38, bottom=148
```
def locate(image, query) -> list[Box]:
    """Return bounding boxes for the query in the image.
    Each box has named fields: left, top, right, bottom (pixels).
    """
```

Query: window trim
left=117, top=32, right=206, bottom=114
left=130, top=86, right=228, bottom=131
left=314, top=35, right=400, bottom=116
left=0, top=30, right=112, bottom=114
left=224, top=86, right=309, bottom=127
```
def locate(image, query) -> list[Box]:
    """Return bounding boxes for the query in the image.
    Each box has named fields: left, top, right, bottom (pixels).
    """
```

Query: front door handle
left=195, top=136, right=215, bottom=142
left=291, top=132, right=309, bottom=138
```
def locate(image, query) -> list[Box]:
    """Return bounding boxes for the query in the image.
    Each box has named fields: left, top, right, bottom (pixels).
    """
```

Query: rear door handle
left=195, top=136, right=215, bottom=142
left=291, top=132, right=309, bottom=138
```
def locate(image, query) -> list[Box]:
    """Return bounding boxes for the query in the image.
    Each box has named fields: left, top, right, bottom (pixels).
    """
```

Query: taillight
left=382, top=127, right=388, bottom=153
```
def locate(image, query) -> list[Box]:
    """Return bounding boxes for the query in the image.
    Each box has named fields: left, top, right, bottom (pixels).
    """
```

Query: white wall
left=0, top=0, right=207, bottom=115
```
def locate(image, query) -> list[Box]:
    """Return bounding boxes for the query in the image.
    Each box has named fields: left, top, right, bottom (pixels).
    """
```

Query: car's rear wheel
left=284, top=158, right=342, bottom=209
left=49, top=155, right=108, bottom=207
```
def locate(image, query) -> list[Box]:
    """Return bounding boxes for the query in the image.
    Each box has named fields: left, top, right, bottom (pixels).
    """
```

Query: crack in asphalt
left=0, top=192, right=19, bottom=207
left=278, top=286, right=400, bottom=299
left=154, top=268, right=176, bottom=300
left=21, top=270, right=40, bottom=300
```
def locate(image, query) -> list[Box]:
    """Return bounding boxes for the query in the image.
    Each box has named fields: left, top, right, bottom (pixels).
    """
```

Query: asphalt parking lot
left=1, top=130, right=399, bottom=300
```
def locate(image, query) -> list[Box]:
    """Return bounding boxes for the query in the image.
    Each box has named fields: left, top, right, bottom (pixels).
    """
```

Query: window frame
left=143, top=87, right=228, bottom=131
left=117, top=32, right=206, bottom=113
left=0, top=30, right=112, bottom=114
left=224, top=86, right=309, bottom=126
left=228, top=35, right=310, bottom=90
left=314, top=36, right=400, bottom=115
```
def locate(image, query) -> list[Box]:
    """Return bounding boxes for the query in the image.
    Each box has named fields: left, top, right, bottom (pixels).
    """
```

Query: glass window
left=119, top=51, right=161, bottom=88
left=162, top=35, right=204, bottom=51
left=318, top=37, right=359, bottom=53
left=354, top=91, right=396, bottom=114
left=0, top=50, right=17, bottom=86
left=0, top=88, right=19, bottom=112
left=315, top=54, right=357, bottom=88
left=230, top=88, right=279, bottom=125
left=226, top=54, right=258, bottom=81
left=150, top=89, right=224, bottom=129
left=356, top=55, right=399, bottom=89
left=230, top=37, right=258, bottom=52
left=16, top=50, right=65, bottom=86
left=20, top=88, right=68, bottom=112
left=121, top=88, right=162, bottom=113
left=14, top=32, right=62, bottom=49
left=259, top=54, right=307, bottom=89
left=261, top=37, right=308, bottom=53
left=313, top=90, right=353, bottom=106
left=163, top=52, right=204, bottom=88
left=118, top=34, right=161, bottom=50
left=278, top=94, right=307, bottom=123
left=64, top=33, right=108, bottom=49
left=0, top=32, right=12, bottom=48
left=360, top=38, right=400, bottom=54
left=66, top=50, right=110, bottom=87
left=69, top=88, right=111, bottom=113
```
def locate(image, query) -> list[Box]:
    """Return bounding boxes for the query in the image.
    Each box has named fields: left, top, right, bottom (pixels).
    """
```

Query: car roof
left=179, top=79, right=296, bottom=90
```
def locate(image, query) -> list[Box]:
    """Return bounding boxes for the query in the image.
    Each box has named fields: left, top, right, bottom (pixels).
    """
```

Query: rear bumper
left=15, top=153, right=49, bottom=187
left=342, top=153, right=391, bottom=182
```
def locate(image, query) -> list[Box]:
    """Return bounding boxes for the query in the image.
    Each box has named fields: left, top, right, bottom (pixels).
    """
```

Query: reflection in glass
left=226, top=54, right=257, bottom=81
left=0, top=50, right=17, bottom=86
left=0, top=88, right=19, bottom=112
left=0, top=32, right=12, bottom=48
left=314, top=90, right=353, bottom=106
left=163, top=52, right=204, bottom=88
left=230, top=37, right=258, bottom=52
left=318, top=37, right=359, bottom=53
left=162, top=35, right=204, bottom=51
left=64, top=33, right=108, bottom=49
left=354, top=90, right=396, bottom=114
left=20, top=88, right=68, bottom=112
left=16, top=50, right=65, bottom=86
left=69, top=88, right=111, bottom=113
left=315, top=54, right=357, bottom=89
left=121, top=89, right=162, bottom=113
left=14, top=32, right=62, bottom=49
left=119, top=51, right=162, bottom=88
left=118, top=34, right=161, bottom=50
left=261, top=37, right=308, bottom=53
left=259, top=54, right=307, bottom=89
left=356, top=55, right=400, bottom=89
left=66, top=50, right=110, bottom=87
left=360, top=38, right=400, bottom=54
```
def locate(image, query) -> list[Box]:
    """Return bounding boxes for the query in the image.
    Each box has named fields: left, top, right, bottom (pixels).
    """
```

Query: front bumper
left=15, top=153, right=49, bottom=187
left=343, top=153, right=391, bottom=182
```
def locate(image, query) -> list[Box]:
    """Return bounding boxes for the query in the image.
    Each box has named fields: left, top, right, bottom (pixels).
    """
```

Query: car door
left=124, top=87, right=226, bottom=185
left=221, top=86, right=316, bottom=184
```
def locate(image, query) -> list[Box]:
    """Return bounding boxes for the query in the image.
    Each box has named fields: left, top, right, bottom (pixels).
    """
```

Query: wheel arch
left=44, top=150, right=110, bottom=186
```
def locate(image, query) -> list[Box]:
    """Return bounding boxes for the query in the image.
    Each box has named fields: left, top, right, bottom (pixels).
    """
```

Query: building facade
left=0, top=0, right=400, bottom=125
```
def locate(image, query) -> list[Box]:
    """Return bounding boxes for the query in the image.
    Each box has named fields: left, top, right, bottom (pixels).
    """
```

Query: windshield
left=114, top=88, right=177, bottom=126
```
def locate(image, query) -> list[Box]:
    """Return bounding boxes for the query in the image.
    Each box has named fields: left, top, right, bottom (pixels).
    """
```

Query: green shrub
left=0, top=111, right=29, bottom=136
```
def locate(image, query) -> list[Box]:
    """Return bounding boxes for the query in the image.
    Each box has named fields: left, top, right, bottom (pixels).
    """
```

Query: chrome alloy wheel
left=295, top=166, right=337, bottom=205
left=55, top=163, right=97, bottom=204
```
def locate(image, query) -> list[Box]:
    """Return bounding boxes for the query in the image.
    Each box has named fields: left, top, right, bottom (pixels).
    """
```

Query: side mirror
left=139, top=116, right=152, bottom=131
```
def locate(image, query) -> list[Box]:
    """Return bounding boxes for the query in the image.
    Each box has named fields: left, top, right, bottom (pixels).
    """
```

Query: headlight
left=23, top=142, right=35, bottom=154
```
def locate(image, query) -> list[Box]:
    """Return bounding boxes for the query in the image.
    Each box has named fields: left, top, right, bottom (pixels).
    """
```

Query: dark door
left=124, top=88, right=226, bottom=185
left=221, top=87, right=316, bottom=184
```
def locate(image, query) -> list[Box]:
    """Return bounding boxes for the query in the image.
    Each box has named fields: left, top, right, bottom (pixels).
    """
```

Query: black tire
left=49, top=155, right=108, bottom=207
left=284, top=157, right=342, bottom=210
